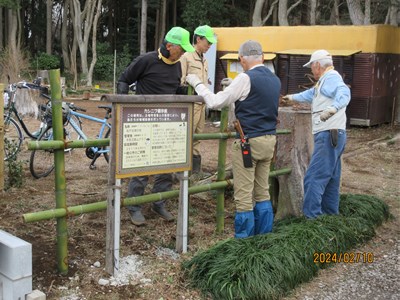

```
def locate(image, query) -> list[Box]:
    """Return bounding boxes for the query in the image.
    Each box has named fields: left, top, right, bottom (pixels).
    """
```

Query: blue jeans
left=303, top=130, right=346, bottom=218
left=127, top=174, right=172, bottom=212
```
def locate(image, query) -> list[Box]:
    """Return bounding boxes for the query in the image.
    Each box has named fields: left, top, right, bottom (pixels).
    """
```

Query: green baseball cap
left=165, top=27, right=195, bottom=52
left=194, top=25, right=217, bottom=44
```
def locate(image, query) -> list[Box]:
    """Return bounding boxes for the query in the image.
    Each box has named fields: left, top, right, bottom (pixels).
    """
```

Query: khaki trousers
left=193, top=103, right=205, bottom=156
left=232, top=135, right=276, bottom=211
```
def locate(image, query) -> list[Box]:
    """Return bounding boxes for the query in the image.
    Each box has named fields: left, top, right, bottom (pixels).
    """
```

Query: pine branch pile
left=182, top=194, right=390, bottom=300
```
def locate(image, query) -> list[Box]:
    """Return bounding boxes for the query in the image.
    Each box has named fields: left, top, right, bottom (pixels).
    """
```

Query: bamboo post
left=49, top=69, right=68, bottom=275
left=0, top=84, right=4, bottom=190
left=215, top=107, right=229, bottom=233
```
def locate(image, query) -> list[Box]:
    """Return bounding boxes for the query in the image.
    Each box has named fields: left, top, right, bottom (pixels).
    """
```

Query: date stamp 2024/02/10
left=313, top=252, right=374, bottom=264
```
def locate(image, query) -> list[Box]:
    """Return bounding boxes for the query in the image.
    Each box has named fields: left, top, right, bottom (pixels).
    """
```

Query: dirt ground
left=1, top=98, right=399, bottom=300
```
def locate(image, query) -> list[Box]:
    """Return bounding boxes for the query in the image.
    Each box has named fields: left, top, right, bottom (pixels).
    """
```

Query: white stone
left=98, top=278, right=110, bottom=286
left=93, top=261, right=101, bottom=268
left=26, top=289, right=46, bottom=300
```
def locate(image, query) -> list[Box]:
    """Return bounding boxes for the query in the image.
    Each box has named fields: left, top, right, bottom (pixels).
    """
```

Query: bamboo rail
left=27, top=130, right=292, bottom=150
left=23, top=168, right=291, bottom=223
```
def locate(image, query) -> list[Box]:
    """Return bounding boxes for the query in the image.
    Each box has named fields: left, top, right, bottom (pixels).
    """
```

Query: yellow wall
left=213, top=25, right=400, bottom=54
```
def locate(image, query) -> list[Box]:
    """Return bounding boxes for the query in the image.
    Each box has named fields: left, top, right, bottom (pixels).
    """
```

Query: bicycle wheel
left=29, top=125, right=55, bottom=179
left=3, top=116, right=23, bottom=161
left=64, top=114, right=82, bottom=152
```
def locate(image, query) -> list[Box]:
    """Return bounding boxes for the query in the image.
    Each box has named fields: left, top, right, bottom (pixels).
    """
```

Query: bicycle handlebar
left=66, top=102, right=87, bottom=112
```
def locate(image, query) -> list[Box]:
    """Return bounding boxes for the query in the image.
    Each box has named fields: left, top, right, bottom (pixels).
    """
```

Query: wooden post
left=0, top=84, right=4, bottom=190
left=274, top=107, right=313, bottom=218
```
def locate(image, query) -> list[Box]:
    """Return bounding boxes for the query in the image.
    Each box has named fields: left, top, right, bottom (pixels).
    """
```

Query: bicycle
left=29, top=103, right=112, bottom=179
left=3, top=77, right=50, bottom=160
left=3, top=77, right=81, bottom=162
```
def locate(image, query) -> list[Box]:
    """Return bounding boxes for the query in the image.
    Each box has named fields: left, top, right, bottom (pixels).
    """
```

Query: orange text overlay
left=313, top=252, right=374, bottom=264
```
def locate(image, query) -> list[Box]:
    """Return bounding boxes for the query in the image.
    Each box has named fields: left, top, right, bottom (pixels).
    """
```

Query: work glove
left=186, top=74, right=202, bottom=88
left=221, top=78, right=233, bottom=87
left=320, top=106, right=338, bottom=122
left=282, top=94, right=293, bottom=101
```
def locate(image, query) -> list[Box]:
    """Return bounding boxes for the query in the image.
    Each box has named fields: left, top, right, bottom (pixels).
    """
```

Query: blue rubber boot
left=254, top=200, right=274, bottom=235
left=234, top=211, right=255, bottom=239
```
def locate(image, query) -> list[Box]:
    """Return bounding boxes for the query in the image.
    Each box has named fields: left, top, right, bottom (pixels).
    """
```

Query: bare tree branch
left=287, top=0, right=304, bottom=16
left=262, top=0, right=279, bottom=25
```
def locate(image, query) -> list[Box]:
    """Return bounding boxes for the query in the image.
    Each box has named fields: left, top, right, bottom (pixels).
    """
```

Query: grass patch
left=182, top=194, right=390, bottom=300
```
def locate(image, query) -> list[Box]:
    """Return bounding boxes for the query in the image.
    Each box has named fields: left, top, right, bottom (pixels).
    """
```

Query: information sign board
left=115, top=103, right=193, bottom=178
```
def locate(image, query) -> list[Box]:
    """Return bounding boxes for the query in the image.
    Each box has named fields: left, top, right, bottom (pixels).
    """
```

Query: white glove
left=221, top=78, right=233, bottom=87
left=282, top=94, right=293, bottom=101
left=320, top=106, right=338, bottom=122
left=186, top=74, right=202, bottom=88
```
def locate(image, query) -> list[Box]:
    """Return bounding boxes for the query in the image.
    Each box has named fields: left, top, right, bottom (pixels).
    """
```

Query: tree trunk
left=278, top=0, right=289, bottom=25
left=0, top=7, right=3, bottom=49
left=46, top=0, right=53, bottom=54
left=158, top=0, right=167, bottom=47
left=61, top=0, right=71, bottom=70
left=364, top=0, right=371, bottom=25
left=309, top=0, right=317, bottom=25
left=87, top=0, right=103, bottom=87
left=155, top=9, right=160, bottom=50
left=386, top=0, right=399, bottom=26
left=140, top=0, right=147, bottom=54
left=262, top=0, right=279, bottom=25
left=330, top=0, right=341, bottom=25
left=172, top=0, right=177, bottom=26
left=71, top=0, right=99, bottom=86
left=69, top=3, right=78, bottom=89
left=8, top=8, right=19, bottom=80
left=346, top=0, right=364, bottom=25
left=274, top=107, right=313, bottom=218
left=281, top=0, right=304, bottom=25
left=252, top=0, right=266, bottom=26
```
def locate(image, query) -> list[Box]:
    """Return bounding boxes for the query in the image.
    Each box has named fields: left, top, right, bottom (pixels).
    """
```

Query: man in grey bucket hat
left=186, top=40, right=280, bottom=238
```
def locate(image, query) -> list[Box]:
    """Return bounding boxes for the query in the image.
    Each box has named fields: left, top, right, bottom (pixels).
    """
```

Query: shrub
left=4, top=140, right=26, bottom=189
left=34, top=52, right=61, bottom=70
left=94, top=43, right=132, bottom=81
left=182, top=194, right=390, bottom=300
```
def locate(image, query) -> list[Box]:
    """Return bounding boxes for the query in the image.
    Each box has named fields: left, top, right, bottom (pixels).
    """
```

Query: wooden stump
left=274, top=107, right=313, bottom=219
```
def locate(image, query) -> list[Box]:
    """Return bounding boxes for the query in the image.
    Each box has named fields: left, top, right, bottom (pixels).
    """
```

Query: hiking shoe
left=129, top=210, right=146, bottom=226
left=152, top=206, right=174, bottom=221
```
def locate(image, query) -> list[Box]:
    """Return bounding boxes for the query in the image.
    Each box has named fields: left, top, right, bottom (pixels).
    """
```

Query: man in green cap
left=117, top=26, right=194, bottom=226
left=181, top=25, right=216, bottom=177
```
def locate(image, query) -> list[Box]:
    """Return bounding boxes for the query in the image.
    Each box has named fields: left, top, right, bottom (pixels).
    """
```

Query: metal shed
left=212, top=25, right=400, bottom=126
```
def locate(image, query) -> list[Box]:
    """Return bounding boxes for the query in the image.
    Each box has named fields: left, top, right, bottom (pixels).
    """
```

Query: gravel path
left=283, top=218, right=400, bottom=300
